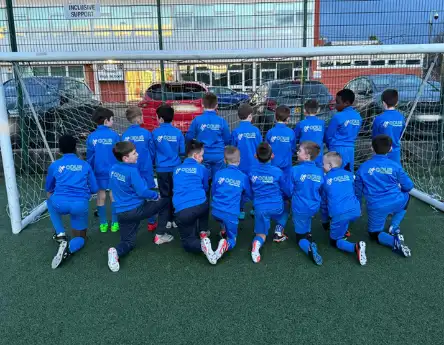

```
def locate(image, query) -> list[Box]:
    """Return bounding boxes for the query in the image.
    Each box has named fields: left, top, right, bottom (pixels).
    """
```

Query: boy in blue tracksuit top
left=86, top=107, right=120, bottom=233
left=250, top=143, right=290, bottom=263
left=185, top=92, right=231, bottom=180
left=372, top=89, right=405, bottom=165
left=325, top=89, right=362, bottom=172
left=211, top=146, right=252, bottom=263
left=355, top=135, right=413, bottom=257
left=153, top=105, right=185, bottom=234
left=122, top=106, right=158, bottom=232
left=46, top=135, right=98, bottom=269
left=321, top=151, right=367, bottom=265
left=173, top=140, right=216, bottom=265
left=290, top=141, right=324, bottom=265
left=230, top=103, right=262, bottom=219
left=294, top=99, right=326, bottom=168
left=266, top=105, right=296, bottom=183
left=107, top=142, right=168, bottom=273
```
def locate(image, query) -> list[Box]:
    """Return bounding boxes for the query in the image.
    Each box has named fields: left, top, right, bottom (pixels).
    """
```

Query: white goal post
left=1, top=43, right=443, bottom=234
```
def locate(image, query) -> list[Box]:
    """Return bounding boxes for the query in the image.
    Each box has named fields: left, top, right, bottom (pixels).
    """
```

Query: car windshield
left=4, top=78, right=61, bottom=100
left=270, top=82, right=330, bottom=98
left=371, top=75, right=424, bottom=91
left=147, top=83, right=206, bottom=101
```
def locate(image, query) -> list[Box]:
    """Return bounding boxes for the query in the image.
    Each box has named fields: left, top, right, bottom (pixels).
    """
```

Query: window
left=370, top=60, right=385, bottom=66
left=277, top=63, right=292, bottom=80
left=111, top=6, right=132, bottom=37
left=132, top=6, right=156, bottom=37
left=244, top=63, right=253, bottom=87
left=51, top=66, right=66, bottom=77
left=354, top=60, right=369, bottom=66
left=179, top=65, right=194, bottom=81
left=320, top=61, right=333, bottom=68
left=68, top=66, right=84, bottom=80
left=406, top=59, right=421, bottom=65
left=32, top=67, right=49, bottom=76
left=336, top=61, right=351, bottom=67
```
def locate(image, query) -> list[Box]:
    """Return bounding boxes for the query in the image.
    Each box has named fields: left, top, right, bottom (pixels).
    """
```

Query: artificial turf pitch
left=0, top=183, right=443, bottom=345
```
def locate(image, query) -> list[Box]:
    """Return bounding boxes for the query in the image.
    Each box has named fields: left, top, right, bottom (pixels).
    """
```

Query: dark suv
left=5, top=76, right=100, bottom=149
left=344, top=74, right=442, bottom=138
left=249, top=80, right=335, bottom=133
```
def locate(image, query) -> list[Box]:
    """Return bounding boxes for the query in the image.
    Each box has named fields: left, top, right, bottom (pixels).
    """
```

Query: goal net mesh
left=3, top=52, right=443, bottom=229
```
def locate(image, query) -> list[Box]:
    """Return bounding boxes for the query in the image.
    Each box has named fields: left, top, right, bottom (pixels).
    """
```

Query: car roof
left=363, top=74, right=418, bottom=80
left=150, top=81, right=207, bottom=87
left=264, top=79, right=325, bottom=86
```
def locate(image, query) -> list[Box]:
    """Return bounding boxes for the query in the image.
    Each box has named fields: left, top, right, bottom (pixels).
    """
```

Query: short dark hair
left=113, top=141, right=136, bottom=162
left=300, top=141, right=320, bottom=161
left=304, top=99, right=319, bottom=114
left=186, top=139, right=204, bottom=157
left=59, top=134, right=76, bottom=154
left=156, top=104, right=174, bottom=123
left=224, top=146, right=240, bottom=164
left=238, top=103, right=253, bottom=120
left=382, top=89, right=398, bottom=107
left=372, top=134, right=392, bottom=154
left=337, top=89, right=355, bottom=105
left=203, top=92, right=218, bottom=109
left=256, top=142, right=272, bottom=163
left=125, top=106, right=142, bottom=123
left=93, top=107, right=114, bottom=125
left=275, top=105, right=291, bottom=122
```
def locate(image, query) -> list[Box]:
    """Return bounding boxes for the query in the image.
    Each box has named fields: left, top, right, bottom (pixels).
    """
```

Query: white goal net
left=0, top=46, right=443, bottom=233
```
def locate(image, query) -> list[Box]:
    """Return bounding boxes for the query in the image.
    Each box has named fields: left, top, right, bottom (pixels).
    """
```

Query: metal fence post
left=156, top=0, right=166, bottom=103
left=438, top=54, right=444, bottom=163
left=300, top=0, right=309, bottom=121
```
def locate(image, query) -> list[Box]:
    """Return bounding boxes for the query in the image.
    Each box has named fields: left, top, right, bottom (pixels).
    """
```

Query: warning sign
left=64, top=3, right=101, bottom=19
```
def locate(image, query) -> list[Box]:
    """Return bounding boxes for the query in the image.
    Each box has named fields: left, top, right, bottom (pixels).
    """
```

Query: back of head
left=59, top=134, right=77, bottom=154
left=256, top=142, right=272, bottom=163
left=156, top=104, right=174, bottom=123
left=372, top=134, right=392, bottom=155
left=224, top=146, right=240, bottom=165
left=186, top=139, right=204, bottom=157
left=203, top=92, right=218, bottom=109
left=113, top=141, right=136, bottom=162
left=300, top=141, right=321, bottom=161
left=324, top=151, right=342, bottom=169
left=275, top=105, right=290, bottom=122
left=381, top=89, right=398, bottom=108
left=304, top=99, right=319, bottom=115
left=125, top=106, right=142, bottom=123
left=93, top=106, right=114, bottom=125
left=238, top=103, right=253, bottom=120
left=336, top=89, right=355, bottom=105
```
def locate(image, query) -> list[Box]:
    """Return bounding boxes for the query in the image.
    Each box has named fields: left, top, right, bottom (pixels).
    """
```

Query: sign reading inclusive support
left=64, top=3, right=101, bottom=19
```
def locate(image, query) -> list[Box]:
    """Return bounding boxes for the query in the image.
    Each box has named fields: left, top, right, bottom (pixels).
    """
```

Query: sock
left=275, top=224, right=284, bottom=235
left=148, top=216, right=156, bottom=225
left=336, top=239, right=355, bottom=253
left=378, top=232, right=395, bottom=248
left=253, top=236, right=265, bottom=250
left=69, top=237, right=85, bottom=254
left=97, top=205, right=107, bottom=224
left=111, top=203, right=118, bottom=223
left=298, top=239, right=310, bottom=256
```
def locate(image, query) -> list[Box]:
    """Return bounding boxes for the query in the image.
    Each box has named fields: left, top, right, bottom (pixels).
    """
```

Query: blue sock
left=148, top=216, right=156, bottom=225
left=298, top=239, right=310, bottom=255
left=336, top=239, right=355, bottom=253
left=378, top=232, right=395, bottom=248
left=253, top=235, right=265, bottom=248
left=69, top=237, right=85, bottom=253
left=111, top=203, right=118, bottom=223
left=97, top=205, right=107, bottom=224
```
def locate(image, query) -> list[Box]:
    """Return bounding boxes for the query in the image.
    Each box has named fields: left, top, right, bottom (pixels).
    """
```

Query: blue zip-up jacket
left=45, top=153, right=98, bottom=200
left=152, top=123, right=185, bottom=172
left=122, top=124, right=155, bottom=185
left=173, top=158, right=209, bottom=213
left=321, top=167, right=361, bottom=221
left=212, top=164, right=252, bottom=217
left=230, top=121, right=262, bottom=174
left=109, top=162, right=159, bottom=214
left=185, top=110, right=231, bottom=161
left=355, top=154, right=414, bottom=210
left=86, top=125, right=120, bottom=180
left=294, top=116, right=325, bottom=148
left=290, top=161, right=324, bottom=216
left=266, top=123, right=296, bottom=171
left=372, top=110, right=405, bottom=151
left=325, top=106, right=362, bottom=149
left=249, top=162, right=290, bottom=212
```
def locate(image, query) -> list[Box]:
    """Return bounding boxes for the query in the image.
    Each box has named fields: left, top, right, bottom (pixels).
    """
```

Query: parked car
left=4, top=76, right=100, bottom=149
left=344, top=74, right=442, bottom=138
left=138, top=82, right=207, bottom=132
left=208, top=86, right=250, bottom=108
left=249, top=80, right=335, bottom=133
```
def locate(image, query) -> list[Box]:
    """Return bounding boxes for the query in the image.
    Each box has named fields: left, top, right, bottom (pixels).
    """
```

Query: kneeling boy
left=107, top=142, right=168, bottom=272
left=46, top=135, right=98, bottom=269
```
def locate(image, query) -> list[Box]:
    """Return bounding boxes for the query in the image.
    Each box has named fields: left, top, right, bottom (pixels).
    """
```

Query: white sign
left=64, top=3, right=101, bottom=19
left=97, top=64, right=124, bottom=81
